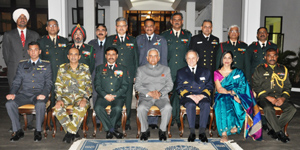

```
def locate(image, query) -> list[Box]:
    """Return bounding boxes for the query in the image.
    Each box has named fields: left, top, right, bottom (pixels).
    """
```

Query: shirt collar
left=230, top=40, right=237, bottom=46
left=203, top=34, right=210, bottom=39
left=188, top=65, right=197, bottom=73
left=98, top=38, right=106, bottom=46
left=107, top=62, right=116, bottom=69
left=146, top=33, right=154, bottom=40
left=49, top=35, right=57, bottom=41
left=259, top=41, right=267, bottom=48
left=30, top=58, right=39, bottom=64
left=17, top=27, right=27, bottom=36
left=172, top=28, right=181, bottom=37
left=118, top=34, right=126, bottom=40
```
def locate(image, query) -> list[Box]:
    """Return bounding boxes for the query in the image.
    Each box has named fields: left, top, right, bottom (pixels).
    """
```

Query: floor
left=0, top=78, right=299, bottom=150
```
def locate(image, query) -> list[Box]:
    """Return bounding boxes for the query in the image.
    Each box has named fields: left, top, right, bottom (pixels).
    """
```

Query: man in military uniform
left=136, top=18, right=168, bottom=128
left=104, top=17, right=138, bottom=130
left=38, top=19, right=69, bottom=108
left=245, top=27, right=278, bottom=81
left=68, top=24, right=95, bottom=74
left=94, top=47, right=128, bottom=139
left=189, top=20, right=219, bottom=73
left=252, top=48, right=296, bottom=143
left=216, top=25, right=248, bottom=72
left=160, top=12, right=192, bottom=128
left=5, top=41, right=52, bottom=142
left=54, top=48, right=92, bottom=143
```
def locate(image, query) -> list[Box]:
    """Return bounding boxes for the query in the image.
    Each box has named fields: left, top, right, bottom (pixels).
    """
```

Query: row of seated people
left=6, top=42, right=296, bottom=144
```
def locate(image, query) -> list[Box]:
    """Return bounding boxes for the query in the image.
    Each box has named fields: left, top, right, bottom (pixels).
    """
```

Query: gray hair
left=47, top=19, right=59, bottom=27
left=147, top=48, right=160, bottom=57
left=116, top=17, right=128, bottom=25
left=185, top=50, right=199, bottom=58
left=228, top=25, right=240, bottom=33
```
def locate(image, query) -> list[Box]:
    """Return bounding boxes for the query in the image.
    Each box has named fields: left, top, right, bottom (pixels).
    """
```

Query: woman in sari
left=214, top=51, right=262, bottom=143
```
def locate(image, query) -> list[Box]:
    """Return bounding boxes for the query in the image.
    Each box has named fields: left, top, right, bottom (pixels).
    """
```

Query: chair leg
left=44, top=112, right=48, bottom=138
left=92, top=110, right=97, bottom=137
left=99, top=122, right=103, bottom=132
left=47, top=109, right=52, bottom=131
left=136, top=114, right=141, bottom=138
left=179, top=111, right=184, bottom=137
left=83, top=111, right=88, bottom=138
left=209, top=110, right=214, bottom=137
left=122, top=110, right=127, bottom=137
left=284, top=123, right=289, bottom=137
left=213, top=113, right=217, bottom=131
left=23, top=114, right=27, bottom=131
left=52, top=110, right=57, bottom=138
left=168, top=114, right=172, bottom=138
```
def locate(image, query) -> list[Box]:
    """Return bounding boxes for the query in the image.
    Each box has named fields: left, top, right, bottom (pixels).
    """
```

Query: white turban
left=13, top=8, right=30, bottom=23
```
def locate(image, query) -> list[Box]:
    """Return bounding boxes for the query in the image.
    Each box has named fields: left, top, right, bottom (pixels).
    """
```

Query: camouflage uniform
left=54, top=63, right=92, bottom=134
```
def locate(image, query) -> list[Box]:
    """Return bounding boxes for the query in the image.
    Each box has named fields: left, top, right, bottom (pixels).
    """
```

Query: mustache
left=260, top=35, right=265, bottom=37
left=98, top=33, right=103, bottom=36
left=175, top=23, right=180, bottom=25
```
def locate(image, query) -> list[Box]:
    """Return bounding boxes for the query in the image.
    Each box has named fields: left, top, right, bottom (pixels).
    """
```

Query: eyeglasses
left=48, top=24, right=58, bottom=27
left=229, top=30, right=238, bottom=33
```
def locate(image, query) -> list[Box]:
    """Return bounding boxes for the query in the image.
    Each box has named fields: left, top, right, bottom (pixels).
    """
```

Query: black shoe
left=159, top=129, right=167, bottom=141
left=188, top=133, right=196, bottom=142
left=199, top=133, right=208, bottom=142
left=140, top=132, right=149, bottom=141
left=10, top=129, right=24, bottom=142
left=262, top=124, right=269, bottom=131
left=64, top=132, right=75, bottom=143
left=106, top=131, right=113, bottom=139
left=195, top=124, right=200, bottom=129
left=149, top=124, right=159, bottom=129
left=112, top=130, right=124, bottom=139
left=27, top=125, right=36, bottom=131
left=96, top=123, right=101, bottom=128
left=177, top=123, right=181, bottom=130
left=34, top=130, right=42, bottom=142
left=267, top=129, right=278, bottom=139
left=276, top=131, right=289, bottom=143
left=115, top=124, right=121, bottom=129
left=75, top=131, right=80, bottom=138
left=125, top=125, right=131, bottom=130
left=8, top=127, right=13, bottom=132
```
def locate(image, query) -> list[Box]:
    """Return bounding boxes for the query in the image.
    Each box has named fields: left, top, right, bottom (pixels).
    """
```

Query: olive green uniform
left=38, top=35, right=69, bottom=107
left=104, top=34, right=138, bottom=126
left=160, top=29, right=192, bottom=125
left=252, top=63, right=296, bottom=132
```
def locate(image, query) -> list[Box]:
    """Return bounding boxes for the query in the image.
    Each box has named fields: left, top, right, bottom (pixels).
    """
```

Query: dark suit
left=5, top=59, right=52, bottom=132
left=2, top=28, right=40, bottom=87
left=176, top=66, right=213, bottom=129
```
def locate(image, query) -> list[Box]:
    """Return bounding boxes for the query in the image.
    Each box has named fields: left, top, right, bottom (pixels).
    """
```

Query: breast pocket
left=167, top=39, right=172, bottom=46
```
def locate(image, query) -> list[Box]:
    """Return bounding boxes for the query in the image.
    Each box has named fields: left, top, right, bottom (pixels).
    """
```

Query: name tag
left=200, top=77, right=205, bottom=80
left=233, top=74, right=240, bottom=79
left=197, top=41, right=203, bottom=44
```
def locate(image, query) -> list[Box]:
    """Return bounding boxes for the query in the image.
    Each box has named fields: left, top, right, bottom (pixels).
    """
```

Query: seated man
left=54, top=47, right=92, bottom=143
left=176, top=50, right=213, bottom=142
left=94, top=47, right=129, bottom=139
left=6, top=41, right=52, bottom=142
left=135, top=48, right=173, bottom=141
left=252, top=48, right=296, bottom=143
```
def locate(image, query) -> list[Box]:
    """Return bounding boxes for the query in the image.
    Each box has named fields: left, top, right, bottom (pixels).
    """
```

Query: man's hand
left=104, top=94, right=116, bottom=102
left=37, top=95, right=46, bottom=100
left=147, top=91, right=160, bottom=99
left=78, top=98, right=87, bottom=108
left=275, top=97, right=286, bottom=106
left=6, top=94, right=15, bottom=100
left=265, top=96, right=277, bottom=105
left=55, top=100, right=64, bottom=109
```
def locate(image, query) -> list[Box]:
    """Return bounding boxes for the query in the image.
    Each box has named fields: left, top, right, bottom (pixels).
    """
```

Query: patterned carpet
left=69, top=138, right=242, bottom=150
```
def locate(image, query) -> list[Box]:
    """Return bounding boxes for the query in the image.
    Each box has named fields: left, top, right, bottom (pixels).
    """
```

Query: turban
left=71, top=24, right=86, bottom=39
left=13, top=8, right=30, bottom=23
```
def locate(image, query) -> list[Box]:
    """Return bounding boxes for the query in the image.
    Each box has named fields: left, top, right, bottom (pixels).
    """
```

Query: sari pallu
left=214, top=68, right=262, bottom=140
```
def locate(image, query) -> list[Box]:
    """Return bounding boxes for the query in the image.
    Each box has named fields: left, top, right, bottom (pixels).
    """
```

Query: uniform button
left=111, top=89, right=114, bottom=91
left=176, top=47, right=178, bottom=49
left=210, top=63, right=212, bottom=65
left=199, top=87, right=201, bottom=89
left=121, top=53, right=123, bottom=55
left=120, top=63, right=122, bottom=65
left=204, top=50, right=206, bottom=52
left=121, top=47, right=123, bottom=49
left=110, top=76, right=112, bottom=78
left=263, top=58, right=265, bottom=60
left=204, top=59, right=206, bottom=61
left=111, top=83, right=113, bottom=85
left=175, top=62, right=177, bottom=64
left=176, top=41, right=178, bottom=43
left=176, top=54, right=178, bottom=56
left=56, top=53, right=58, bottom=54
left=234, top=50, right=236, bottom=52
left=33, top=87, right=35, bottom=88
left=204, top=63, right=206, bottom=65
left=56, top=65, right=58, bottom=67
left=211, top=55, right=213, bottom=57
left=121, top=59, right=123, bottom=61
left=263, top=52, right=265, bottom=54
left=190, top=92, right=192, bottom=94
left=235, top=62, right=237, bottom=64
left=32, top=80, right=34, bottom=82
left=190, top=86, right=192, bottom=88
left=274, top=91, right=276, bottom=93
left=33, top=68, right=35, bottom=70
left=32, top=74, right=34, bottom=76
left=211, top=51, right=213, bottom=53
left=234, top=56, right=236, bottom=58
left=204, top=55, right=206, bottom=57
left=56, top=59, right=58, bottom=61
left=210, top=60, right=212, bottom=62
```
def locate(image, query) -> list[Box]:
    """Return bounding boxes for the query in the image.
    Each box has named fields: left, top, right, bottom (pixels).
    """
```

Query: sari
left=214, top=68, right=262, bottom=140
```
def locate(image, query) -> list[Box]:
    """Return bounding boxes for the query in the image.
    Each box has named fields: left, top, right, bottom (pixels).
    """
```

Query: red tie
left=21, top=30, right=25, bottom=47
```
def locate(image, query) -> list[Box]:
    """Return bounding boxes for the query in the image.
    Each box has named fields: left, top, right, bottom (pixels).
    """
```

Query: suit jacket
left=88, top=38, right=105, bottom=69
left=10, top=59, right=52, bottom=97
left=2, top=28, right=40, bottom=87
left=176, top=65, right=214, bottom=105
left=189, top=33, right=219, bottom=73
left=135, top=63, right=173, bottom=100
left=136, top=34, right=168, bottom=66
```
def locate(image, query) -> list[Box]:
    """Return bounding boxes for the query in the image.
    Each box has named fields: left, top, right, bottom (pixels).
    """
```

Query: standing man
left=176, top=50, right=213, bottom=142
left=190, top=20, right=219, bottom=73
left=104, top=17, right=139, bottom=130
left=5, top=42, right=52, bottom=142
left=88, top=24, right=107, bottom=127
left=136, top=18, right=168, bottom=128
left=216, top=25, right=248, bottom=72
left=38, top=19, right=69, bottom=108
left=252, top=48, right=296, bottom=143
left=2, top=8, right=40, bottom=131
left=245, top=27, right=278, bottom=81
left=160, top=12, right=192, bottom=128
left=68, top=24, right=95, bottom=74
left=135, top=49, right=173, bottom=141
left=94, top=47, right=129, bottom=139
left=54, top=48, right=92, bottom=143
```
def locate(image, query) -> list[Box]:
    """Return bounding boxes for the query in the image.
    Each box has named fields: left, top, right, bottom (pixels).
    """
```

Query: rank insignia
left=161, top=74, right=165, bottom=77
left=181, top=39, right=188, bottom=44
left=254, top=49, right=258, bottom=53
left=238, top=48, right=246, bottom=52
left=263, top=72, right=270, bottom=76
left=82, top=51, right=90, bottom=55
left=114, top=70, right=123, bottom=77
left=183, top=81, right=189, bottom=84
left=58, top=43, right=66, bottom=47
left=46, top=51, right=49, bottom=55
left=211, top=41, right=218, bottom=44
left=126, top=43, right=134, bottom=47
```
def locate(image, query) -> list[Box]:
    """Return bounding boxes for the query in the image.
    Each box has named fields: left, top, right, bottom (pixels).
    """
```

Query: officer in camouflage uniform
left=216, top=25, right=248, bottom=73
left=54, top=48, right=92, bottom=143
left=104, top=17, right=138, bottom=129
left=38, top=19, right=69, bottom=108
left=67, top=24, right=95, bottom=73
left=252, top=48, right=296, bottom=143
left=94, top=47, right=128, bottom=139
left=160, top=12, right=192, bottom=128
left=245, top=27, right=278, bottom=81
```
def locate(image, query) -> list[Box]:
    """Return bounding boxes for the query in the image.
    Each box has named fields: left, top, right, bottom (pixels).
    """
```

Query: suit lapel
left=25, top=29, right=31, bottom=48
left=13, top=29, right=23, bottom=48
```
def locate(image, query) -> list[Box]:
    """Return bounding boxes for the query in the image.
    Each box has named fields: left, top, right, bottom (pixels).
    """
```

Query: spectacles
left=48, top=24, right=58, bottom=27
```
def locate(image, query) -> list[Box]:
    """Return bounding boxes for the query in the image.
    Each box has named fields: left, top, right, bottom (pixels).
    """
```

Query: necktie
left=175, top=32, right=178, bottom=38
left=121, top=37, right=124, bottom=43
left=109, top=65, right=113, bottom=70
left=262, top=43, right=266, bottom=49
left=100, top=41, right=103, bottom=47
left=76, top=45, right=80, bottom=49
left=148, top=36, right=151, bottom=42
left=205, top=37, right=209, bottom=41
left=191, top=68, right=195, bottom=74
left=21, top=30, right=25, bottom=47
left=233, top=42, right=236, bottom=46
left=32, top=62, right=35, bottom=66
left=52, top=38, right=56, bottom=45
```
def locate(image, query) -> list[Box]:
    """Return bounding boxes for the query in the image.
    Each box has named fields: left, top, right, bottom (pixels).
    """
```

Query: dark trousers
left=124, top=81, right=133, bottom=125
left=258, top=98, right=296, bottom=132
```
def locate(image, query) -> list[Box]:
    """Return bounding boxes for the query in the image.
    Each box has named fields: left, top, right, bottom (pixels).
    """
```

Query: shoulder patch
left=60, top=63, right=66, bottom=68
left=82, top=63, right=89, bottom=68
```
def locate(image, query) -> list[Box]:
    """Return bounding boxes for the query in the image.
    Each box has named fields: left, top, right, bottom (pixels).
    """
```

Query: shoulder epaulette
left=41, top=60, right=50, bottom=63
left=60, top=63, right=66, bottom=68
left=82, top=63, right=89, bottom=68
left=41, top=35, right=46, bottom=38
left=161, top=29, right=171, bottom=34
left=19, top=59, right=28, bottom=62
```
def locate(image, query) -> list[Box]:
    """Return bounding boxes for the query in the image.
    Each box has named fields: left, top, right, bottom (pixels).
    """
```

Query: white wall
left=261, top=0, right=300, bottom=52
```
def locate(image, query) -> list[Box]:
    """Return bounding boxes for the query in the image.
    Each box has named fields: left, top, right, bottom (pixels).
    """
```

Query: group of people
left=2, top=8, right=296, bottom=144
